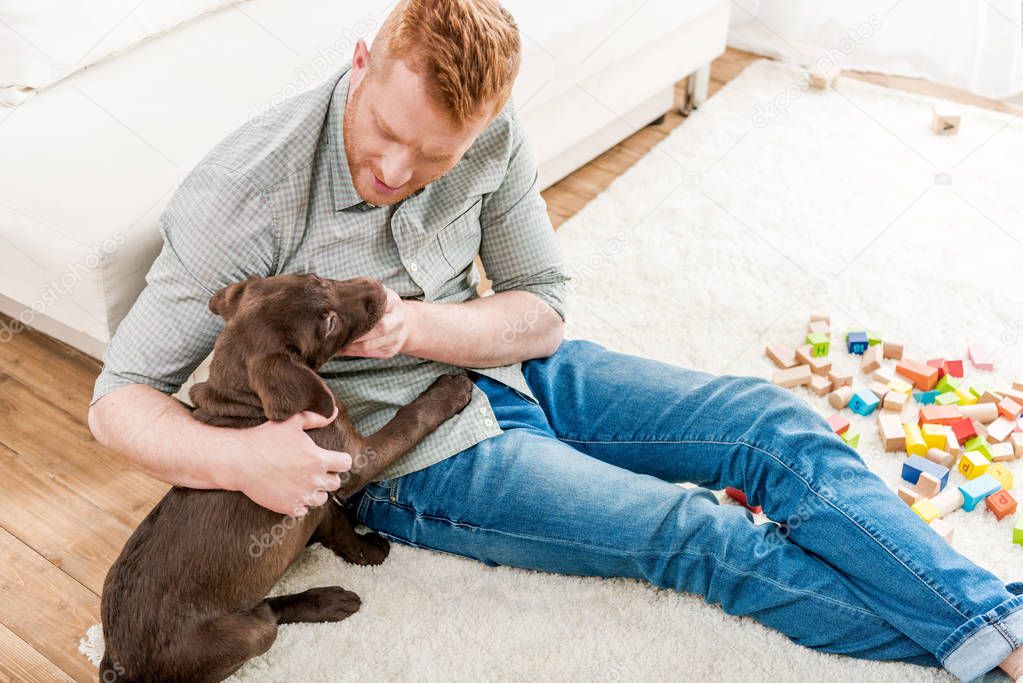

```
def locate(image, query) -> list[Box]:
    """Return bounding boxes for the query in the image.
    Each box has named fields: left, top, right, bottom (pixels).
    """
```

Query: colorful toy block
left=986, top=463, right=1014, bottom=491
left=959, top=402, right=999, bottom=424
left=846, top=331, right=869, bottom=354
left=968, top=344, right=995, bottom=371
left=861, top=344, right=883, bottom=373
left=988, top=417, right=1016, bottom=444
left=897, top=358, right=940, bottom=391
left=840, top=429, right=860, bottom=448
left=902, top=455, right=950, bottom=488
left=959, top=450, right=991, bottom=480
left=1013, top=433, right=1023, bottom=459
left=903, top=422, right=928, bottom=457
left=772, top=364, right=812, bottom=388
left=935, top=375, right=960, bottom=393
left=883, top=341, right=904, bottom=360
left=912, top=499, right=941, bottom=523
left=914, top=390, right=940, bottom=405
left=806, top=332, right=830, bottom=357
left=828, top=385, right=853, bottom=409
left=873, top=366, right=895, bottom=384
left=882, top=391, right=908, bottom=412
left=932, top=487, right=965, bottom=517
left=988, top=490, right=1017, bottom=520
left=935, top=392, right=960, bottom=406
left=999, top=397, right=1023, bottom=421
left=943, top=359, right=965, bottom=378
left=809, top=374, right=832, bottom=396
left=959, top=474, right=1001, bottom=512
left=867, top=331, right=882, bottom=347
left=898, top=486, right=923, bottom=506
left=796, top=345, right=832, bottom=376
left=991, top=442, right=1016, bottom=462
left=954, top=386, right=978, bottom=405
left=965, top=436, right=993, bottom=461
left=868, top=381, right=890, bottom=400
left=878, top=412, right=905, bottom=452
left=725, top=487, right=763, bottom=514
left=826, top=413, right=850, bottom=435
left=915, top=471, right=943, bottom=498
left=828, top=368, right=853, bottom=388
left=951, top=418, right=978, bottom=446
left=849, top=389, right=880, bottom=416
left=944, top=427, right=963, bottom=459
left=1015, top=514, right=1023, bottom=545
left=925, top=447, right=956, bottom=469
left=766, top=343, right=799, bottom=369
left=922, top=423, right=948, bottom=450
left=927, top=358, right=946, bottom=379
left=887, top=377, right=913, bottom=395
left=919, top=405, right=963, bottom=426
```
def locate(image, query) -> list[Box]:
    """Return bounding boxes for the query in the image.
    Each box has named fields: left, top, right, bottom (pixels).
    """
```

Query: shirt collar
left=328, top=66, right=426, bottom=213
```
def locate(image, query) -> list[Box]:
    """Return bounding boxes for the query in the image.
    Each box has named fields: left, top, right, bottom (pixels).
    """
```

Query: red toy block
left=827, top=413, right=850, bottom=435
left=926, top=358, right=946, bottom=380
left=951, top=417, right=978, bottom=445
left=943, top=360, right=964, bottom=378
left=987, top=490, right=1017, bottom=520
left=897, top=358, right=940, bottom=391
left=725, top=487, right=763, bottom=514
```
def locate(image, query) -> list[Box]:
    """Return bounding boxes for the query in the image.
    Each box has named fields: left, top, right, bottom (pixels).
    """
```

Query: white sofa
left=0, top=0, right=729, bottom=357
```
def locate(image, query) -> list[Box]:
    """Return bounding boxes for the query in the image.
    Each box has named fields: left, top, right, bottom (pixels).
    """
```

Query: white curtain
left=728, top=0, right=1023, bottom=99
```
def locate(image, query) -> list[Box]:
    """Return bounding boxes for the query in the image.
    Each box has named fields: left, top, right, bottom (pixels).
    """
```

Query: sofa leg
left=681, top=63, right=711, bottom=115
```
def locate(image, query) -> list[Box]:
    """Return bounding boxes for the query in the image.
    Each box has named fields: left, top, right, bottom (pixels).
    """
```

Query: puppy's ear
left=209, top=279, right=253, bottom=319
left=245, top=352, right=335, bottom=421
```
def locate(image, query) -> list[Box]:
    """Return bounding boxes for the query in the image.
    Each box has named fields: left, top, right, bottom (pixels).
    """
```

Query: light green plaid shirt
left=92, top=64, right=570, bottom=482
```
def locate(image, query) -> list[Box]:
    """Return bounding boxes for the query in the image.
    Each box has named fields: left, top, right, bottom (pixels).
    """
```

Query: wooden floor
left=2, top=48, right=1020, bottom=681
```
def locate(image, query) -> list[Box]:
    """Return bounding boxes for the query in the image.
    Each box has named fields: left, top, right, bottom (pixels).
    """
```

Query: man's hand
left=340, top=286, right=414, bottom=358
left=225, top=408, right=353, bottom=516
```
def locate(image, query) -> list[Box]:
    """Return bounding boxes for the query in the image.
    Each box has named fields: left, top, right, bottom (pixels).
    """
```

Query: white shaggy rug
left=82, top=60, right=1023, bottom=681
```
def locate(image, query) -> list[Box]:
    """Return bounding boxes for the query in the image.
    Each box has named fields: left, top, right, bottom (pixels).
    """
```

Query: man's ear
left=245, top=352, right=336, bottom=421
left=209, top=278, right=253, bottom=319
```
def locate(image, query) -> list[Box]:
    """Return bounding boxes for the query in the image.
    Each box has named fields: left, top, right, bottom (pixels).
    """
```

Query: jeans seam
left=558, top=436, right=971, bottom=621
left=941, top=602, right=1023, bottom=661
left=361, top=492, right=888, bottom=621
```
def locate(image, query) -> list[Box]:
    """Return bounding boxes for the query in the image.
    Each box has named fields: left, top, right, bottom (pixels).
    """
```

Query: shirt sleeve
left=91, top=163, right=279, bottom=404
left=478, top=109, right=571, bottom=322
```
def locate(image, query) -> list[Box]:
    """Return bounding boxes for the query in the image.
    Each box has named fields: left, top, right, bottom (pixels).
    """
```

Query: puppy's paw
left=343, top=531, right=390, bottom=566
left=289, top=586, right=361, bottom=623
left=426, top=373, right=474, bottom=416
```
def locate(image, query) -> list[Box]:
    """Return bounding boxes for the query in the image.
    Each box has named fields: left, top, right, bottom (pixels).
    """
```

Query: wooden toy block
left=1013, top=433, right=1023, bottom=459
left=808, top=69, right=838, bottom=90
left=810, top=312, right=831, bottom=323
left=868, top=381, right=891, bottom=400
left=932, top=487, right=965, bottom=517
left=927, top=358, right=946, bottom=379
left=943, top=360, right=964, bottom=378
left=959, top=474, right=1000, bottom=512
left=828, top=368, right=853, bottom=388
left=829, top=385, right=854, bottom=409
left=929, top=518, right=955, bottom=544
left=882, top=390, right=908, bottom=412
left=878, top=412, right=905, bottom=451
left=915, top=471, right=943, bottom=498
left=872, top=366, right=895, bottom=384
left=861, top=344, right=883, bottom=373
left=968, top=344, right=995, bottom=371
left=931, top=105, right=961, bottom=135
left=725, top=487, right=763, bottom=514
left=987, top=490, right=1017, bottom=520
left=796, top=345, right=831, bottom=375
left=966, top=436, right=993, bottom=461
left=935, top=392, right=960, bottom=406
left=807, top=320, right=829, bottom=335
left=959, top=450, right=990, bottom=480
left=903, top=422, right=928, bottom=456
left=840, top=429, right=860, bottom=449
left=925, top=447, right=956, bottom=469
left=969, top=383, right=991, bottom=400
left=959, top=402, right=999, bottom=424
left=919, top=405, right=963, bottom=426
left=867, top=330, right=882, bottom=347
left=1015, top=379, right=1023, bottom=392
left=944, top=427, right=963, bottom=459
left=896, top=358, right=939, bottom=391
left=951, top=418, right=978, bottom=445
left=914, top=390, right=940, bottom=405
left=986, top=463, right=1014, bottom=490
left=809, top=374, right=832, bottom=396
left=1015, top=514, right=1023, bottom=545
left=935, top=375, right=959, bottom=394
left=887, top=377, right=912, bottom=395
left=999, top=397, right=1023, bottom=421
left=826, top=413, right=850, bottom=435
left=980, top=390, right=1005, bottom=405
left=912, top=499, right=941, bottom=523
left=902, top=455, right=950, bottom=488
left=883, top=341, right=904, bottom=360
left=922, top=423, right=948, bottom=450
left=991, top=442, right=1015, bottom=462
left=849, top=390, right=880, bottom=416
left=988, top=417, right=1015, bottom=443
left=773, top=364, right=812, bottom=388
left=806, top=332, right=830, bottom=358
left=846, top=331, right=869, bottom=354
left=898, top=486, right=923, bottom=506
left=766, top=343, right=799, bottom=369
left=954, top=386, right=978, bottom=405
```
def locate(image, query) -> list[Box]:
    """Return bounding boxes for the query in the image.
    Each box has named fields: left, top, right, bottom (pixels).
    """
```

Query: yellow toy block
left=912, top=499, right=941, bottom=523
left=888, top=378, right=913, bottom=395
left=922, top=423, right=948, bottom=451
left=955, top=386, right=978, bottom=406
left=987, top=463, right=1014, bottom=491
left=958, top=450, right=990, bottom=480
left=903, top=423, right=928, bottom=457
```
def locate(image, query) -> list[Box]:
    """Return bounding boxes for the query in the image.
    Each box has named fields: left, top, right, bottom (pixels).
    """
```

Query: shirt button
left=484, top=418, right=494, bottom=426
left=478, top=407, right=487, bottom=414
left=408, top=262, right=418, bottom=272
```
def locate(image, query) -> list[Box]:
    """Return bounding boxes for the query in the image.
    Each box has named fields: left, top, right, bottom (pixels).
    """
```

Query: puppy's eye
left=322, top=312, right=337, bottom=336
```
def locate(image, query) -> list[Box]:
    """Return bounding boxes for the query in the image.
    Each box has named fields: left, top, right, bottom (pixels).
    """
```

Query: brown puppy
left=99, top=274, right=473, bottom=682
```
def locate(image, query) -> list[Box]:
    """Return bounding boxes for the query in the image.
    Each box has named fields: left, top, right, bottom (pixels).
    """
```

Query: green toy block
left=966, top=436, right=993, bottom=461
left=806, top=332, right=830, bottom=357
left=867, top=330, right=883, bottom=347
left=935, top=391, right=960, bottom=406
left=970, top=384, right=992, bottom=400
left=935, top=375, right=960, bottom=394
left=1015, top=514, right=1023, bottom=546
left=840, top=429, right=860, bottom=449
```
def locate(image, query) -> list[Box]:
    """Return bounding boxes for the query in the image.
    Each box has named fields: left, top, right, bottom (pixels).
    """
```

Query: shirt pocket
left=436, top=198, right=482, bottom=275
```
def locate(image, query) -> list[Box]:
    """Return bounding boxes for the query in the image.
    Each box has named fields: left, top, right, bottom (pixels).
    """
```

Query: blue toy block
left=959, top=474, right=1001, bottom=512
left=914, top=390, right=941, bottom=405
left=848, top=389, right=880, bottom=416
left=901, top=455, right=950, bottom=489
left=846, top=331, right=869, bottom=354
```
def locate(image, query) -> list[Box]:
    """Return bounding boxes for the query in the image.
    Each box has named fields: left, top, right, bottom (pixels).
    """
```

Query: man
left=89, top=1, right=1023, bottom=680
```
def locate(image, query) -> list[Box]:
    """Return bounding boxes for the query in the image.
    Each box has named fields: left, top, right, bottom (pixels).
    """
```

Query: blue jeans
left=351, top=339, right=1023, bottom=681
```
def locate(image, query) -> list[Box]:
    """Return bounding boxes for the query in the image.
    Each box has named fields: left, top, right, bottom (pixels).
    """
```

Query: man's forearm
left=403, top=290, right=564, bottom=367
left=88, top=384, right=235, bottom=490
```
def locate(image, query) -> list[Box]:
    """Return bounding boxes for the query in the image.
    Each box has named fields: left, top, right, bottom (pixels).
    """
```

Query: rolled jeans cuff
left=939, top=585, right=1023, bottom=681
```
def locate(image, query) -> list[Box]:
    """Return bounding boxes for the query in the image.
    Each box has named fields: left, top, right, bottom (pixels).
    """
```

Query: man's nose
left=378, top=148, right=414, bottom=189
